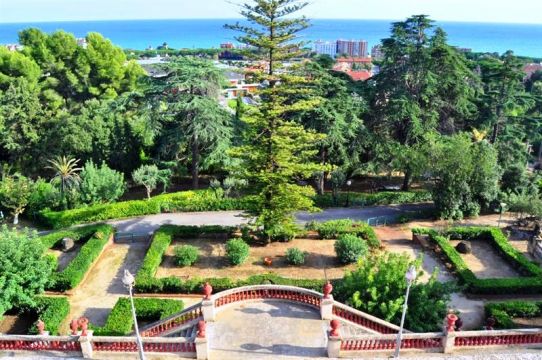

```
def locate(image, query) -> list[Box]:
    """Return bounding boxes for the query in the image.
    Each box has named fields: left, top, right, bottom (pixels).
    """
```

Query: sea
left=1, top=19, right=542, bottom=58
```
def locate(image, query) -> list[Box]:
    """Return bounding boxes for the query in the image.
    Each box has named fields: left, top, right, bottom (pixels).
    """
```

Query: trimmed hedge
left=38, top=190, right=256, bottom=229
left=310, top=219, right=380, bottom=248
left=313, top=190, right=432, bottom=208
left=413, top=227, right=542, bottom=294
left=93, top=297, right=184, bottom=336
left=39, top=224, right=108, bottom=249
left=485, top=300, right=542, bottom=329
left=135, top=225, right=327, bottom=294
left=25, top=296, right=70, bottom=335
left=47, top=224, right=114, bottom=291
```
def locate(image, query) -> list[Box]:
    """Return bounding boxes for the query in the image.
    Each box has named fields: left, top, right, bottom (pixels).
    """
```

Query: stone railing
left=92, top=335, right=196, bottom=354
left=453, top=328, right=542, bottom=348
left=332, top=301, right=402, bottom=334
left=0, top=334, right=81, bottom=352
left=211, top=285, right=322, bottom=309
left=139, top=302, right=202, bottom=337
left=340, top=332, right=443, bottom=353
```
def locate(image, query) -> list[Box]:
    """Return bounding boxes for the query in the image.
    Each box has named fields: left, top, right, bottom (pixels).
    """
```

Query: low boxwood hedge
left=19, top=296, right=70, bottom=335
left=485, top=300, right=542, bottom=329
left=412, top=227, right=542, bottom=294
left=46, top=224, right=114, bottom=291
left=39, top=224, right=108, bottom=249
left=313, top=190, right=432, bottom=208
left=135, top=225, right=328, bottom=294
left=93, top=297, right=184, bottom=336
left=309, top=219, right=380, bottom=248
left=38, top=190, right=256, bottom=229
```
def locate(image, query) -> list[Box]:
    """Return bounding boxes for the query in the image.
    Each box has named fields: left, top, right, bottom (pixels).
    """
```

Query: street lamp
left=498, top=202, right=507, bottom=228
left=393, top=265, right=417, bottom=358
left=123, top=269, right=146, bottom=360
left=345, top=180, right=352, bottom=207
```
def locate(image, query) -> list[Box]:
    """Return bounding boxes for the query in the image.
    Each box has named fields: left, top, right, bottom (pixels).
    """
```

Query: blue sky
left=1, top=0, right=542, bottom=24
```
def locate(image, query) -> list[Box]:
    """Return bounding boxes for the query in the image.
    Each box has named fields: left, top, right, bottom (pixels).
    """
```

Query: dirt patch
left=512, top=317, right=542, bottom=328
left=448, top=239, right=522, bottom=278
left=47, top=242, right=83, bottom=272
left=156, top=237, right=354, bottom=280
left=0, top=311, right=36, bottom=334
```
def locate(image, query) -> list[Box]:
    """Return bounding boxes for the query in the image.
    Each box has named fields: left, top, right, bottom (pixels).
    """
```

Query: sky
left=1, top=0, right=542, bottom=24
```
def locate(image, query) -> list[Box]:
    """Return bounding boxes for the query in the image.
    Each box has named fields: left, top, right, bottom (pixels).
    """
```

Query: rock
left=455, top=241, right=472, bottom=254
left=61, top=237, right=75, bottom=252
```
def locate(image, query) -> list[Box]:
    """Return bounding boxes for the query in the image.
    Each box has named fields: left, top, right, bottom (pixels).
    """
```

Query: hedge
left=412, top=227, right=542, bottom=294
left=47, top=224, right=114, bottom=291
left=93, top=297, right=184, bottom=336
left=21, top=296, right=70, bottom=335
left=485, top=300, right=542, bottom=329
left=309, top=219, right=380, bottom=248
left=313, top=190, right=432, bottom=208
left=135, top=225, right=328, bottom=294
left=39, top=224, right=108, bottom=249
left=38, top=190, right=256, bottom=229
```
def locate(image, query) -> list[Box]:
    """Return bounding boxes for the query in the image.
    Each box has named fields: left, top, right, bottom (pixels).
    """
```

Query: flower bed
left=40, top=224, right=115, bottom=291
left=412, top=227, right=542, bottom=294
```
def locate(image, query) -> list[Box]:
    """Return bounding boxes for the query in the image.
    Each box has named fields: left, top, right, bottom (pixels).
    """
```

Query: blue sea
left=1, top=19, right=542, bottom=57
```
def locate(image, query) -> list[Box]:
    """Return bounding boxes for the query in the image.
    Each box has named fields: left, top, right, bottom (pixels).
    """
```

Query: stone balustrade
left=139, top=302, right=202, bottom=337
left=332, top=301, right=402, bottom=334
left=0, top=334, right=81, bottom=352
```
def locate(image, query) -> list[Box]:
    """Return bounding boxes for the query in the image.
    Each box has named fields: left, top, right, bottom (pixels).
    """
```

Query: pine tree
left=226, top=0, right=324, bottom=240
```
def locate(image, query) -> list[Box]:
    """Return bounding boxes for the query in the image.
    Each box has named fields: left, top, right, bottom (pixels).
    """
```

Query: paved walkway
left=108, top=203, right=432, bottom=235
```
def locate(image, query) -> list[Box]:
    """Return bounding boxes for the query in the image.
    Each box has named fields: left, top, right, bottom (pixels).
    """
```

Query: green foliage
left=312, top=219, right=380, bottom=247
left=39, top=190, right=254, bottom=229
left=79, top=160, right=125, bottom=205
left=174, top=245, right=199, bottom=267
left=27, top=179, right=60, bottom=218
left=225, top=238, right=250, bottom=266
left=39, top=224, right=104, bottom=249
left=0, top=226, right=53, bottom=316
left=0, top=174, right=34, bottom=222
left=485, top=301, right=542, bottom=329
left=285, top=247, right=306, bottom=265
left=132, top=164, right=160, bottom=199
left=48, top=224, right=114, bottom=291
left=24, top=296, right=70, bottom=335
left=334, top=234, right=369, bottom=264
left=93, top=297, right=184, bottom=336
left=335, top=252, right=452, bottom=332
left=313, top=191, right=432, bottom=208
left=413, top=227, right=542, bottom=294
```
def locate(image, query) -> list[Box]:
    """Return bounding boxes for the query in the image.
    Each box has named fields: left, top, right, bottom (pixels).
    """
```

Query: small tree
left=0, top=174, right=33, bottom=224
left=132, top=165, right=160, bottom=199
left=285, top=247, right=306, bottom=265
left=225, top=238, right=250, bottom=266
left=334, top=234, right=368, bottom=264
left=0, top=226, right=53, bottom=316
left=46, top=156, right=82, bottom=209
left=174, top=245, right=199, bottom=267
left=79, top=161, right=125, bottom=205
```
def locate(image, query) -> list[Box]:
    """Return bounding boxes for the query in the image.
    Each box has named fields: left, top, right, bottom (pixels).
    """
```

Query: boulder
left=455, top=241, right=472, bottom=254
left=61, top=237, right=75, bottom=252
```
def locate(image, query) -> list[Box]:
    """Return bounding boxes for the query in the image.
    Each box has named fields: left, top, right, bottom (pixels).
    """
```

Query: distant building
left=337, top=39, right=368, bottom=57
left=157, top=42, right=169, bottom=50
left=524, top=63, right=542, bottom=80
left=221, top=42, right=235, bottom=49
left=313, top=40, right=337, bottom=58
left=371, top=45, right=383, bottom=60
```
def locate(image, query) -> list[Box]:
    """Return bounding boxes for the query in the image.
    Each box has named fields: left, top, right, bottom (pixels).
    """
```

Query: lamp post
left=123, top=269, right=146, bottom=360
left=393, top=265, right=417, bottom=358
left=498, top=202, right=507, bottom=228
left=345, top=180, right=352, bottom=207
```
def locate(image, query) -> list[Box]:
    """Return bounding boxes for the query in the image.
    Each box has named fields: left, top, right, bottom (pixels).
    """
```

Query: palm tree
left=47, top=156, right=82, bottom=208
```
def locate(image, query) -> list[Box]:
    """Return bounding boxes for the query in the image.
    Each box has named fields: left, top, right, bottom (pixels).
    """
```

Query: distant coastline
left=1, top=18, right=542, bottom=57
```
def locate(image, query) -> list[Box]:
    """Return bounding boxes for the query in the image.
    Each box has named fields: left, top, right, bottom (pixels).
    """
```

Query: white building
left=314, top=40, right=337, bottom=58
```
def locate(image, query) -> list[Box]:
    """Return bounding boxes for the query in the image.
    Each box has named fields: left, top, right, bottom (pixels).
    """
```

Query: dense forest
left=0, top=14, right=541, bottom=231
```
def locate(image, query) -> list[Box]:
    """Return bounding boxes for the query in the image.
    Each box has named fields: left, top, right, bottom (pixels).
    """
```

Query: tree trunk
left=192, top=135, right=200, bottom=189
left=13, top=212, right=19, bottom=225
left=145, top=186, right=151, bottom=199
left=402, top=170, right=411, bottom=191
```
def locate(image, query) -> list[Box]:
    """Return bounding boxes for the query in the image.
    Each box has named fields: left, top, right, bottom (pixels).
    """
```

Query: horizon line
left=2, top=17, right=542, bottom=26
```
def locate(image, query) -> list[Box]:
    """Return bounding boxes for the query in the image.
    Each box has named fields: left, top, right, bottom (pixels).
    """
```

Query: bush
left=39, top=190, right=255, bottom=229
left=28, top=297, right=70, bottom=335
left=225, top=238, right=250, bottom=266
left=27, top=179, right=60, bottom=218
left=48, top=224, right=114, bottom=291
left=79, top=161, right=125, bottom=205
left=313, top=190, right=432, bottom=208
left=286, top=247, right=306, bottom=265
left=94, top=297, right=184, bottom=336
left=174, top=245, right=199, bottom=267
left=267, top=223, right=298, bottom=242
left=334, top=234, right=368, bottom=264
left=485, top=301, right=542, bottom=329
left=314, top=219, right=380, bottom=247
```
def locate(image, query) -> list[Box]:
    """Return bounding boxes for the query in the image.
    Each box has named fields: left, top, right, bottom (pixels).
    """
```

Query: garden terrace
left=412, top=227, right=542, bottom=294
left=40, top=224, right=115, bottom=291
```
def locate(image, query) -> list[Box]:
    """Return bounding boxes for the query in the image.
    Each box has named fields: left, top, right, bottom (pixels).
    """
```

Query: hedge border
left=41, top=224, right=115, bottom=291
left=412, top=227, right=542, bottom=294
left=134, top=225, right=328, bottom=294
left=17, top=296, right=70, bottom=336
left=92, top=297, right=184, bottom=336
left=485, top=300, right=542, bottom=329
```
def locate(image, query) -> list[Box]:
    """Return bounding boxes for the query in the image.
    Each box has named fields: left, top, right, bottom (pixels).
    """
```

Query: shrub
left=225, top=238, right=250, bottom=266
left=27, top=179, right=60, bottom=218
left=93, top=297, right=184, bottom=336
left=285, top=247, right=306, bottom=265
left=485, top=301, right=542, bottom=329
left=334, top=234, right=368, bottom=264
left=174, top=245, right=199, bottom=267
left=267, top=223, right=298, bottom=242
left=79, top=161, right=125, bottom=205
left=27, top=297, right=70, bottom=335
left=314, top=219, right=380, bottom=247
left=313, top=190, right=432, bottom=208
left=48, top=224, right=114, bottom=291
